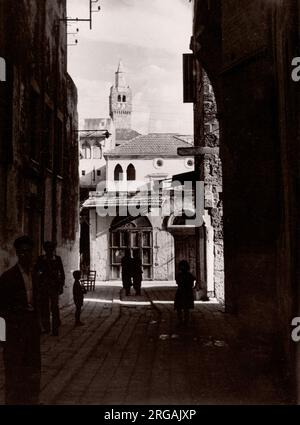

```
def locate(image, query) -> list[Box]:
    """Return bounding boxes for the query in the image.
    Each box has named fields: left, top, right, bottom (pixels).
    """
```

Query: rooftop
left=115, top=128, right=140, bottom=142
left=105, top=133, right=193, bottom=157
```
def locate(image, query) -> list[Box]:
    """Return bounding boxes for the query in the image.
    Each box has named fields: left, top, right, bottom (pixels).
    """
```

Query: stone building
left=80, top=59, right=224, bottom=300
left=83, top=133, right=196, bottom=282
left=79, top=62, right=140, bottom=270
left=191, top=0, right=300, bottom=401
left=0, top=0, right=79, bottom=302
left=83, top=128, right=224, bottom=301
left=79, top=117, right=115, bottom=270
left=79, top=62, right=139, bottom=200
left=79, top=118, right=115, bottom=200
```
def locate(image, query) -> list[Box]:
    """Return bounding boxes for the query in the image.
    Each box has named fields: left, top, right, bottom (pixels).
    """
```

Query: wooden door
left=174, top=234, right=197, bottom=277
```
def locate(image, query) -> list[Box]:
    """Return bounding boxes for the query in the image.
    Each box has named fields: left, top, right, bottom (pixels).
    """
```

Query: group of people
left=0, top=236, right=69, bottom=404
left=122, top=249, right=196, bottom=326
left=0, top=235, right=198, bottom=405
left=121, top=249, right=143, bottom=296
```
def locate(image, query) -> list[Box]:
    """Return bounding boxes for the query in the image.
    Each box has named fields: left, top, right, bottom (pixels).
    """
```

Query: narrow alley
left=0, top=283, right=289, bottom=405
left=2, top=0, right=300, bottom=409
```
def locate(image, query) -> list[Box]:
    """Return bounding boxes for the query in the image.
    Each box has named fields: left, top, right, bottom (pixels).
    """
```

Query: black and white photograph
left=0, top=0, right=300, bottom=410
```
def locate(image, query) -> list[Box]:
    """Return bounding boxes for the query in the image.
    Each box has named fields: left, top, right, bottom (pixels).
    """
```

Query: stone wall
left=57, top=237, right=80, bottom=306
left=192, top=0, right=300, bottom=399
left=193, top=66, right=224, bottom=301
left=92, top=213, right=112, bottom=281
left=0, top=0, right=79, bottom=304
left=203, top=73, right=224, bottom=302
left=271, top=0, right=300, bottom=399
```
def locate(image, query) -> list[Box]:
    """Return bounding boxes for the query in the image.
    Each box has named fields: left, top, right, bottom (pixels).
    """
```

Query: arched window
left=82, top=141, right=91, bottom=159
left=118, top=95, right=121, bottom=102
left=127, top=163, right=136, bottom=181
left=93, top=142, right=102, bottom=159
left=122, top=95, right=126, bottom=102
left=114, top=164, right=123, bottom=181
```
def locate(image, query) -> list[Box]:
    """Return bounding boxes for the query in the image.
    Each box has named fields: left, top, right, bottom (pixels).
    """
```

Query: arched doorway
left=110, top=216, right=153, bottom=280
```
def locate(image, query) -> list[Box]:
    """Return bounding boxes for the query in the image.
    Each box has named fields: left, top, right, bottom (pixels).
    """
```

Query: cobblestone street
left=0, top=283, right=290, bottom=405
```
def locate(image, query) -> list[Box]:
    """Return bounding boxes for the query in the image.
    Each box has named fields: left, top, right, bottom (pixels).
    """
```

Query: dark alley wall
left=0, top=0, right=79, bottom=299
left=192, top=0, right=300, bottom=401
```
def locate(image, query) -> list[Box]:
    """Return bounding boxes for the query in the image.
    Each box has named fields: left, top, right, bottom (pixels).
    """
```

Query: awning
left=82, top=192, right=161, bottom=209
left=172, top=170, right=198, bottom=185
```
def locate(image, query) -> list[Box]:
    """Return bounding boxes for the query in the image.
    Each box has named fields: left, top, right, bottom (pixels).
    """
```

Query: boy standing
left=73, top=271, right=86, bottom=326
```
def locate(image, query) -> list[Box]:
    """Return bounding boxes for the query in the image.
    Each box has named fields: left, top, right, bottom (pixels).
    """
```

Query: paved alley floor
left=0, top=283, right=291, bottom=405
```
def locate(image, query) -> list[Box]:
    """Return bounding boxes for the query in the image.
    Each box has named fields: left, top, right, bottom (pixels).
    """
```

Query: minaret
left=109, top=60, right=132, bottom=130
left=115, top=60, right=126, bottom=88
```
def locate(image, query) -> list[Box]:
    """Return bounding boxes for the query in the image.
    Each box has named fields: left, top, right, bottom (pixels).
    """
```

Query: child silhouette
left=174, top=260, right=195, bottom=326
left=73, top=270, right=86, bottom=326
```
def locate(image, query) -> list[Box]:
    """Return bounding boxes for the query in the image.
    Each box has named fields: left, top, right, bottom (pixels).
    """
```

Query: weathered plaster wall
left=0, top=1, right=79, bottom=305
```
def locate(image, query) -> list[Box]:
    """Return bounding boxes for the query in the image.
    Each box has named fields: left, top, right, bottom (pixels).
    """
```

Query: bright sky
left=67, top=0, right=194, bottom=135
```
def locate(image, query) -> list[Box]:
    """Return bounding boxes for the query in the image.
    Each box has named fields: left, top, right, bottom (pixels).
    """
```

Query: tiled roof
left=115, top=128, right=140, bottom=142
left=106, top=133, right=193, bottom=157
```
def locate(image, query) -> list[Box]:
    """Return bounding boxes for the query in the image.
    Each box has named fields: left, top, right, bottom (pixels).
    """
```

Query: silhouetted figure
left=36, top=241, right=65, bottom=336
left=73, top=270, right=86, bottom=326
left=0, top=236, right=41, bottom=405
left=132, top=251, right=143, bottom=296
left=121, top=249, right=133, bottom=296
left=174, top=260, right=195, bottom=326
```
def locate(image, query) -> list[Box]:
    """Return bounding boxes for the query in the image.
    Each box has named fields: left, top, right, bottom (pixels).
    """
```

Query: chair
left=81, top=270, right=96, bottom=291
left=88, top=270, right=96, bottom=291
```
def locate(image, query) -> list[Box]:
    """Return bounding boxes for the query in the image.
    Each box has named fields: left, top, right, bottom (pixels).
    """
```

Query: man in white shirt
left=0, top=236, right=41, bottom=405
